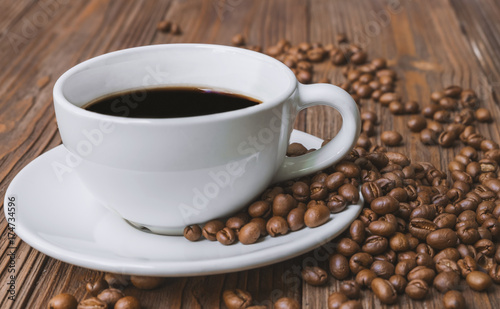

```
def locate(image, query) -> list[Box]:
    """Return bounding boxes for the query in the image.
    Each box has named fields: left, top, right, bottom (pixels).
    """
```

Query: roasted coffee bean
left=410, top=204, right=437, bottom=221
left=439, top=131, right=457, bottom=147
left=231, top=34, right=245, bottom=46
left=273, top=194, right=297, bottom=216
left=266, top=216, right=289, bottom=237
left=466, top=270, right=492, bottom=291
left=476, top=108, right=492, bottom=122
left=349, top=220, right=365, bottom=245
left=339, top=280, right=361, bottom=299
left=216, top=227, right=237, bottom=245
left=355, top=269, right=377, bottom=289
left=443, top=290, right=466, bottom=309
left=291, top=182, right=310, bottom=202
left=362, top=235, right=388, bottom=255
left=48, top=293, right=78, bottom=309
left=404, top=101, right=420, bottom=114
left=407, top=266, right=436, bottom=285
left=395, top=259, right=416, bottom=277
left=157, top=20, right=172, bottom=32
left=304, top=205, right=330, bottom=228
left=202, top=220, right=225, bottom=241
left=433, top=271, right=460, bottom=293
left=301, top=266, right=328, bottom=286
left=226, top=214, right=248, bottom=233
left=409, top=218, right=437, bottom=240
left=349, top=252, right=374, bottom=274
left=239, top=222, right=261, bottom=244
left=86, top=279, right=109, bottom=297
left=338, top=300, right=362, bottom=309
left=327, top=292, right=348, bottom=309
left=223, top=289, right=252, bottom=309
left=371, top=278, right=397, bottom=304
left=327, top=194, right=347, bottom=213
left=388, top=275, right=407, bottom=294
left=405, top=279, right=428, bottom=300
left=456, top=226, right=480, bottom=244
left=379, top=92, right=400, bottom=105
left=368, top=220, right=396, bottom=237
left=388, top=101, right=404, bottom=115
left=330, top=253, right=350, bottom=279
left=474, top=239, right=495, bottom=257
left=435, top=258, right=460, bottom=274
left=407, top=115, right=427, bottom=132
left=297, top=70, right=312, bottom=84
left=434, top=110, right=451, bottom=123
left=338, top=183, right=359, bottom=203
left=184, top=225, right=202, bottom=241
left=337, top=238, right=361, bottom=257
left=439, top=97, right=457, bottom=110
left=388, top=232, right=409, bottom=252
left=489, top=264, right=500, bottom=284
left=371, top=196, right=399, bottom=215
left=325, top=172, right=346, bottom=191
left=416, top=252, right=435, bottom=269
left=457, top=256, right=477, bottom=277
left=370, top=260, right=395, bottom=279
left=351, top=51, right=367, bottom=64
left=420, top=128, right=439, bottom=145
left=426, top=228, right=457, bottom=250
left=97, top=288, right=124, bottom=308
left=248, top=201, right=271, bottom=218
left=130, top=275, right=165, bottom=290
left=104, top=273, right=129, bottom=288
left=434, top=248, right=461, bottom=263
left=77, top=297, right=107, bottom=309
left=287, top=207, right=305, bottom=231
left=361, top=182, right=382, bottom=204
left=431, top=91, right=445, bottom=102
left=381, top=131, right=402, bottom=146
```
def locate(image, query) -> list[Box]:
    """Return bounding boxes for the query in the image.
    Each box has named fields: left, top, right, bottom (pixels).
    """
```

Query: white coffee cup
left=53, top=44, right=360, bottom=235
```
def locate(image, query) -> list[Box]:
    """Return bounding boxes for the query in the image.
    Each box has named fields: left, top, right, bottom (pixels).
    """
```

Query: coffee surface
left=83, top=87, right=261, bottom=118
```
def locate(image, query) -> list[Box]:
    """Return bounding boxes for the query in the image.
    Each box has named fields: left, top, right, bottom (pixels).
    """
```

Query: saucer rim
left=5, top=130, right=363, bottom=276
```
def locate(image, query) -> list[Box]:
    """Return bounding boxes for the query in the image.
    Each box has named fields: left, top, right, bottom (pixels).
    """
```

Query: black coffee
left=83, top=87, right=261, bottom=118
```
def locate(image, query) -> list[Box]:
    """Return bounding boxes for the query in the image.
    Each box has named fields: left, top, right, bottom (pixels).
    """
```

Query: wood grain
left=0, top=0, right=499, bottom=308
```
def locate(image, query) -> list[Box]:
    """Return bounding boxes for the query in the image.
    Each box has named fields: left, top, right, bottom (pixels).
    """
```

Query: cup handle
left=272, top=83, right=361, bottom=183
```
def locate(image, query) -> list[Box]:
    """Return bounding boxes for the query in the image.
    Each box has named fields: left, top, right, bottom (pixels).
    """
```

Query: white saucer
left=4, top=130, right=363, bottom=276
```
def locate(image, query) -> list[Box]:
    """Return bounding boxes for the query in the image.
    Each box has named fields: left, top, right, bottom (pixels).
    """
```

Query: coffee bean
left=48, top=293, right=78, bottom=309
left=395, top=259, right=416, bottom=277
left=349, top=220, right=365, bottom=245
left=338, top=183, right=360, bottom=203
left=434, top=213, right=457, bottom=229
left=404, top=101, right=420, bottom=114
left=273, top=194, right=297, bottom=216
left=466, top=270, right=492, bottom=291
left=115, top=296, right=141, bottom=309
left=239, top=222, right=261, bottom=244
left=202, top=220, right=225, bottom=241
left=389, top=101, right=404, bottom=115
left=339, top=300, right=362, bottom=309
left=420, top=128, right=439, bottom=145
left=457, top=256, right=477, bottom=277
left=434, top=248, right=461, bottom=263
left=266, top=216, right=289, bottom=237
left=476, top=108, right=492, bottom=122
left=184, top=225, right=202, bottom=241
left=248, top=201, right=271, bottom=218
left=426, top=228, right=457, bottom=250
left=370, top=196, right=399, bottom=215
left=328, top=292, right=349, bottom=309
left=433, top=271, right=460, bottom=293
left=435, top=259, right=460, bottom=274
left=130, top=275, right=165, bottom=290
left=405, top=279, right=429, bottom=300
left=370, top=260, right=395, bottom=279
left=97, top=288, right=125, bottom=308
left=379, top=92, right=400, bottom=105
left=330, top=253, right=350, bottom=279
left=104, top=273, right=129, bottom=288
left=339, top=280, right=360, bottom=299
left=301, top=266, right=328, bottom=286
left=407, top=266, right=436, bottom=285
left=407, top=115, right=427, bottom=132
left=231, top=34, right=245, bottom=46
left=362, top=235, right=388, bottom=255
left=439, top=97, right=458, bottom=110
left=307, top=47, right=325, bottom=62
left=354, top=269, right=377, bottom=289
left=223, top=289, right=252, bottom=309
left=371, top=278, right=397, bottom=304
left=434, top=110, right=451, bottom=123
left=86, top=279, right=109, bottom=297
left=304, top=204, right=330, bottom=228
left=443, top=290, right=466, bottom=309
left=456, top=226, right=480, bottom=245
left=216, top=227, right=237, bottom=245
left=274, top=297, right=300, bottom=309
left=438, top=131, right=457, bottom=147
left=381, top=131, right=402, bottom=146
left=337, top=238, right=361, bottom=257
left=286, top=207, right=305, bottom=232
left=77, top=298, right=107, bottom=309
left=297, top=70, right=312, bottom=84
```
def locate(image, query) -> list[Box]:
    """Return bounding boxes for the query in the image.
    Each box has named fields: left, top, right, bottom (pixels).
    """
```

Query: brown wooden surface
left=1, top=0, right=499, bottom=308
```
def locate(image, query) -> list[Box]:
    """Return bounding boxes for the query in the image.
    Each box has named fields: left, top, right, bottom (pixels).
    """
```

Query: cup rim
left=53, top=43, right=298, bottom=124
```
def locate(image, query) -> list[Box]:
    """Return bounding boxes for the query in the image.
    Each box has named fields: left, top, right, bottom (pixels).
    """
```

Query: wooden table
left=1, top=0, right=499, bottom=308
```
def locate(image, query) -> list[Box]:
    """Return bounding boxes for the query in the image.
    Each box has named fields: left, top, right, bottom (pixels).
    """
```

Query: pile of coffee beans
left=183, top=160, right=361, bottom=245
left=47, top=274, right=165, bottom=309
left=223, top=290, right=300, bottom=309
